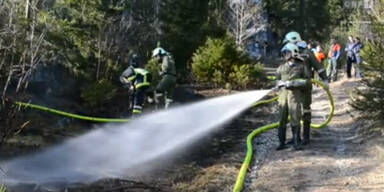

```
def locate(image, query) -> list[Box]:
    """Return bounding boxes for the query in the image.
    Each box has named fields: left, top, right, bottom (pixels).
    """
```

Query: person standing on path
left=283, top=31, right=329, bottom=145
left=327, top=38, right=342, bottom=82
left=345, top=35, right=356, bottom=79
left=275, top=43, right=311, bottom=150
left=353, top=37, right=364, bottom=78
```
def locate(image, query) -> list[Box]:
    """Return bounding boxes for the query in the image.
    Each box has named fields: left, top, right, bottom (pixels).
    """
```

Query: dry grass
left=171, top=164, right=238, bottom=192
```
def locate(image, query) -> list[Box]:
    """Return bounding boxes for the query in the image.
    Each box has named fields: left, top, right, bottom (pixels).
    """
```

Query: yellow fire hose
left=14, top=79, right=333, bottom=192
left=15, top=102, right=130, bottom=123
left=233, top=79, right=335, bottom=192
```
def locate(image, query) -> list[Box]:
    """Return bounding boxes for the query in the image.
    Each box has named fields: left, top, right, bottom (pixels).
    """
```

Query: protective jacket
left=120, top=66, right=151, bottom=89
left=160, top=55, right=176, bottom=77
left=276, top=60, right=310, bottom=148
left=301, top=48, right=327, bottom=81
left=276, top=61, right=310, bottom=112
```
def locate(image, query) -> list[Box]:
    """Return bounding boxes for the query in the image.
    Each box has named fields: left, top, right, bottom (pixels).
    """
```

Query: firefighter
left=283, top=31, right=329, bottom=145
left=276, top=43, right=310, bottom=150
left=152, top=47, right=177, bottom=109
left=120, top=54, right=151, bottom=115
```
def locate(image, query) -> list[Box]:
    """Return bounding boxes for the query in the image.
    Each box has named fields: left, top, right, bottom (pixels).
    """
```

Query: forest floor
left=3, top=76, right=384, bottom=192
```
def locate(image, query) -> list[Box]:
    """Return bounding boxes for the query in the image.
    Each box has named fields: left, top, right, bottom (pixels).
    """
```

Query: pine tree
left=351, top=0, right=384, bottom=123
left=264, top=0, right=348, bottom=41
left=160, top=0, right=208, bottom=74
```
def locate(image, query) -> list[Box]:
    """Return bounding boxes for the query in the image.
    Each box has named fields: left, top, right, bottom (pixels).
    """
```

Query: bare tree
left=0, top=0, right=47, bottom=97
left=225, top=0, right=263, bottom=48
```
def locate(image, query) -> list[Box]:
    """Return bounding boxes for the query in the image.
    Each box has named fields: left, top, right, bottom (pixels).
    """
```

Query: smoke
left=0, top=90, right=270, bottom=186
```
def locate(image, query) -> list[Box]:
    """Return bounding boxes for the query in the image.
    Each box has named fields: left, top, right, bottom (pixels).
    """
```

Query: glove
left=275, top=81, right=289, bottom=90
left=147, top=96, right=154, bottom=104
left=123, top=83, right=131, bottom=89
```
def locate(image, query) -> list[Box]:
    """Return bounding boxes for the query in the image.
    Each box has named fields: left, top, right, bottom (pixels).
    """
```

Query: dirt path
left=248, top=79, right=384, bottom=192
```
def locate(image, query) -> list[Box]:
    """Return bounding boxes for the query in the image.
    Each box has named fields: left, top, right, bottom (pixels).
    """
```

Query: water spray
left=4, top=79, right=334, bottom=192
left=2, top=90, right=272, bottom=187
left=233, top=79, right=335, bottom=192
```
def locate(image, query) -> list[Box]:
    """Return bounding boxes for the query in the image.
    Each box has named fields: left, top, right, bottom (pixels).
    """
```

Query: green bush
left=229, top=63, right=264, bottom=89
left=191, top=37, right=263, bottom=89
left=81, top=79, right=117, bottom=108
left=351, top=41, right=384, bottom=122
left=351, top=6, right=384, bottom=124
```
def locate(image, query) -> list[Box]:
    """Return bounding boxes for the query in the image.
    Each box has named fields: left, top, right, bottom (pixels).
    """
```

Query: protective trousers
left=302, top=87, right=312, bottom=145
left=278, top=102, right=289, bottom=145
left=278, top=94, right=302, bottom=149
left=132, top=86, right=149, bottom=115
left=156, top=75, right=177, bottom=109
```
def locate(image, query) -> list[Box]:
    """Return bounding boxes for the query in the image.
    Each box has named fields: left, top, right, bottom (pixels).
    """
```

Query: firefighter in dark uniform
left=120, top=54, right=151, bottom=115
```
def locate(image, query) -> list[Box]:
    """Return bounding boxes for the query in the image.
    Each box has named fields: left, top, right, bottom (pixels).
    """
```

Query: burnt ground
left=3, top=78, right=384, bottom=192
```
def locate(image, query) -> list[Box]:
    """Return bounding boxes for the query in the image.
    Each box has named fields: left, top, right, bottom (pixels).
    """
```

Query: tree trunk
left=25, top=0, right=30, bottom=19
left=299, top=0, right=306, bottom=38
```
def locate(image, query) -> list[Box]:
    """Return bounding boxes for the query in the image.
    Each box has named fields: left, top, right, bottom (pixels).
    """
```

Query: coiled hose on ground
left=233, top=79, right=335, bottom=192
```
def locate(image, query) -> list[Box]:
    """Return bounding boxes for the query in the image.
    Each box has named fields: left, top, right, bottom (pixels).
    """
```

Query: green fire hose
left=233, top=79, right=335, bottom=192
left=14, top=79, right=333, bottom=192
left=15, top=102, right=130, bottom=123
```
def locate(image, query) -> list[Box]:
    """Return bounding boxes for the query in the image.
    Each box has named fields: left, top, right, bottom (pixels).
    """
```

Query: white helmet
left=152, top=47, right=167, bottom=57
left=296, top=40, right=307, bottom=49
left=281, top=43, right=300, bottom=59
left=283, top=31, right=302, bottom=44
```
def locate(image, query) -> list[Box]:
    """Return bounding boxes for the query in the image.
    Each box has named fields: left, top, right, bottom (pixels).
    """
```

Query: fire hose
left=14, top=79, right=334, bottom=192
left=15, top=102, right=130, bottom=123
left=233, top=79, right=335, bottom=192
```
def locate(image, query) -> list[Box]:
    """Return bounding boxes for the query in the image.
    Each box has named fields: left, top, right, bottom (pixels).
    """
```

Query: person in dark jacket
left=120, top=54, right=151, bottom=115
left=345, top=35, right=356, bottom=79
left=353, top=37, right=364, bottom=78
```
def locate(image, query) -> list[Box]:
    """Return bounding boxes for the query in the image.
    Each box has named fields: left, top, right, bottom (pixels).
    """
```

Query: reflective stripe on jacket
left=120, top=66, right=151, bottom=89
